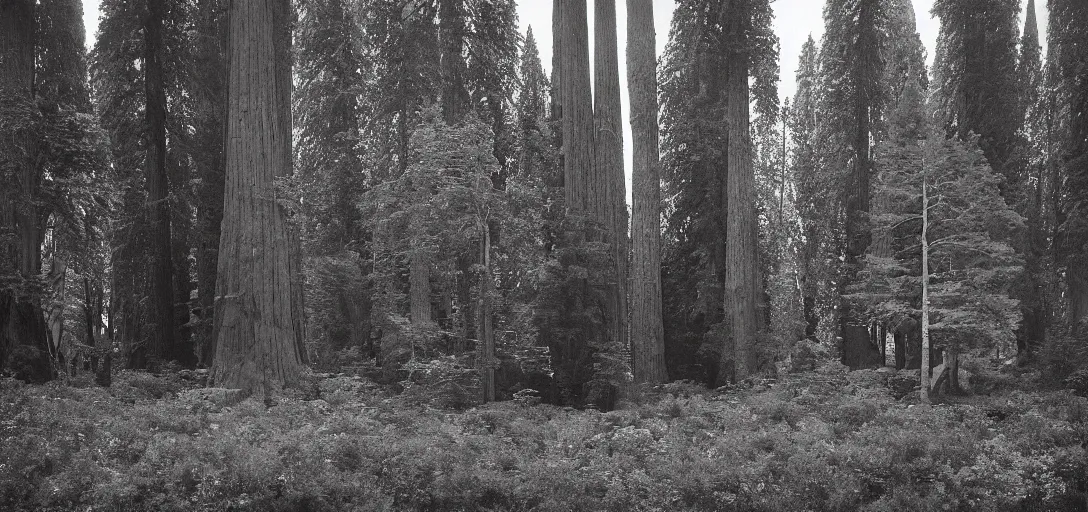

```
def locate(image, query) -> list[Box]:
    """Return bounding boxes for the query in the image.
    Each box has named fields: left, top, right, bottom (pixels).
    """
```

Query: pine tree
left=35, top=0, right=113, bottom=376
left=628, top=0, right=666, bottom=384
left=516, top=27, right=550, bottom=183
left=791, top=36, right=827, bottom=342
left=211, top=0, right=305, bottom=394
left=859, top=82, right=1024, bottom=402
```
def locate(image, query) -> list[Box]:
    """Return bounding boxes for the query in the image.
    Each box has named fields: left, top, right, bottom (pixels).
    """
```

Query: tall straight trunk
left=627, top=0, right=666, bottom=384
left=839, top=0, right=881, bottom=369
left=920, top=143, right=931, bottom=404
left=723, top=19, right=761, bottom=385
left=0, top=0, right=52, bottom=382
left=439, top=0, right=472, bottom=341
left=550, top=0, right=563, bottom=151
left=593, top=0, right=628, bottom=360
left=193, top=0, right=227, bottom=367
left=144, top=0, right=176, bottom=365
left=212, top=0, right=305, bottom=395
left=409, top=252, right=433, bottom=325
left=478, top=214, right=495, bottom=401
left=439, top=0, right=469, bottom=124
left=559, top=0, right=593, bottom=212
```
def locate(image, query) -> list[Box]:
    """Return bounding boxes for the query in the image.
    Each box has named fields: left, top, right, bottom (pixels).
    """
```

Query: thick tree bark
left=627, top=0, right=666, bottom=384
left=559, top=0, right=593, bottom=212
left=0, top=0, right=52, bottom=382
left=722, top=14, right=761, bottom=385
left=212, top=0, right=305, bottom=395
left=143, top=0, right=177, bottom=366
left=593, top=0, right=628, bottom=366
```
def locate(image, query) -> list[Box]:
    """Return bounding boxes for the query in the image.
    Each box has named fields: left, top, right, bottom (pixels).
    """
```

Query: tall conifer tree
left=628, top=0, right=666, bottom=383
left=212, top=0, right=305, bottom=394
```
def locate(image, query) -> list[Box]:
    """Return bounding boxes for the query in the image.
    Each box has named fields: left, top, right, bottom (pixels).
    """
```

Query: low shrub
left=1, top=371, right=1087, bottom=511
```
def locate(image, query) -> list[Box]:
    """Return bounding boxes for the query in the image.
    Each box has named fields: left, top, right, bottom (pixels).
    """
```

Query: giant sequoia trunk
left=627, top=0, right=666, bottom=384
left=0, top=0, right=52, bottom=382
left=722, top=13, right=761, bottom=385
left=593, top=0, right=628, bottom=367
left=211, top=0, right=305, bottom=394
left=142, top=0, right=177, bottom=367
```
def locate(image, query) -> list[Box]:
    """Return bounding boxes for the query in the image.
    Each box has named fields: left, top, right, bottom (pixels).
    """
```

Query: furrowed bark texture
left=0, top=0, right=52, bottom=382
left=559, top=0, right=593, bottom=212
left=212, top=0, right=304, bottom=394
left=144, top=0, right=177, bottom=365
left=593, top=0, right=628, bottom=362
left=627, top=0, right=666, bottom=383
left=723, top=15, right=761, bottom=384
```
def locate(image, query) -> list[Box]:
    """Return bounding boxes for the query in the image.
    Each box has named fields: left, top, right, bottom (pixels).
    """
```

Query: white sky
left=81, top=0, right=1047, bottom=204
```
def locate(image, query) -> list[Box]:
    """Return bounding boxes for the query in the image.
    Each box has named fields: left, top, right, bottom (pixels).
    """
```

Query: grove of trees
left=1, top=0, right=1086, bottom=406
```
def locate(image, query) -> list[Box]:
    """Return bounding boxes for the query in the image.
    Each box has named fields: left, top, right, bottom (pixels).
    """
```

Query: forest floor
left=1, top=362, right=1086, bottom=512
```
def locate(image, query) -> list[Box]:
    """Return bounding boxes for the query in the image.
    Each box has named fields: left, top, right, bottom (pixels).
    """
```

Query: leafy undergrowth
left=2, top=365, right=1086, bottom=512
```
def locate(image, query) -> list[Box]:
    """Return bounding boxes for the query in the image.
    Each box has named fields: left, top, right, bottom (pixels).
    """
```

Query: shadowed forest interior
left=1, top=0, right=1088, bottom=510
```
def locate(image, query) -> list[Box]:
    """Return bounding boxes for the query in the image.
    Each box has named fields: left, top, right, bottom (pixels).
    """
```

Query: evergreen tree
left=294, top=0, right=372, bottom=365
left=189, top=0, right=227, bottom=366
left=932, top=0, right=1021, bottom=189
left=515, top=27, right=550, bottom=184
left=859, top=81, right=1024, bottom=401
left=143, top=0, right=177, bottom=368
left=1015, top=0, right=1048, bottom=352
left=593, top=0, right=628, bottom=377
left=0, top=0, right=53, bottom=382
left=659, top=0, right=776, bottom=385
left=1049, top=0, right=1088, bottom=324
left=212, top=0, right=305, bottom=394
left=627, top=0, right=667, bottom=383
left=791, top=36, right=831, bottom=343
left=818, top=0, right=886, bottom=369
left=723, top=0, right=775, bottom=384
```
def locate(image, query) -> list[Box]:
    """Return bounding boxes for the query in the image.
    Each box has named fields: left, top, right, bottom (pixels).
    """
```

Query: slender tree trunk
left=921, top=145, right=931, bottom=404
left=594, top=0, right=628, bottom=364
left=212, top=0, right=304, bottom=395
left=478, top=211, right=495, bottom=402
left=559, top=0, right=593, bottom=212
left=193, top=0, right=227, bottom=367
left=627, top=0, right=666, bottom=384
left=144, top=0, right=176, bottom=366
left=0, top=0, right=52, bottom=382
left=723, top=16, right=761, bottom=385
